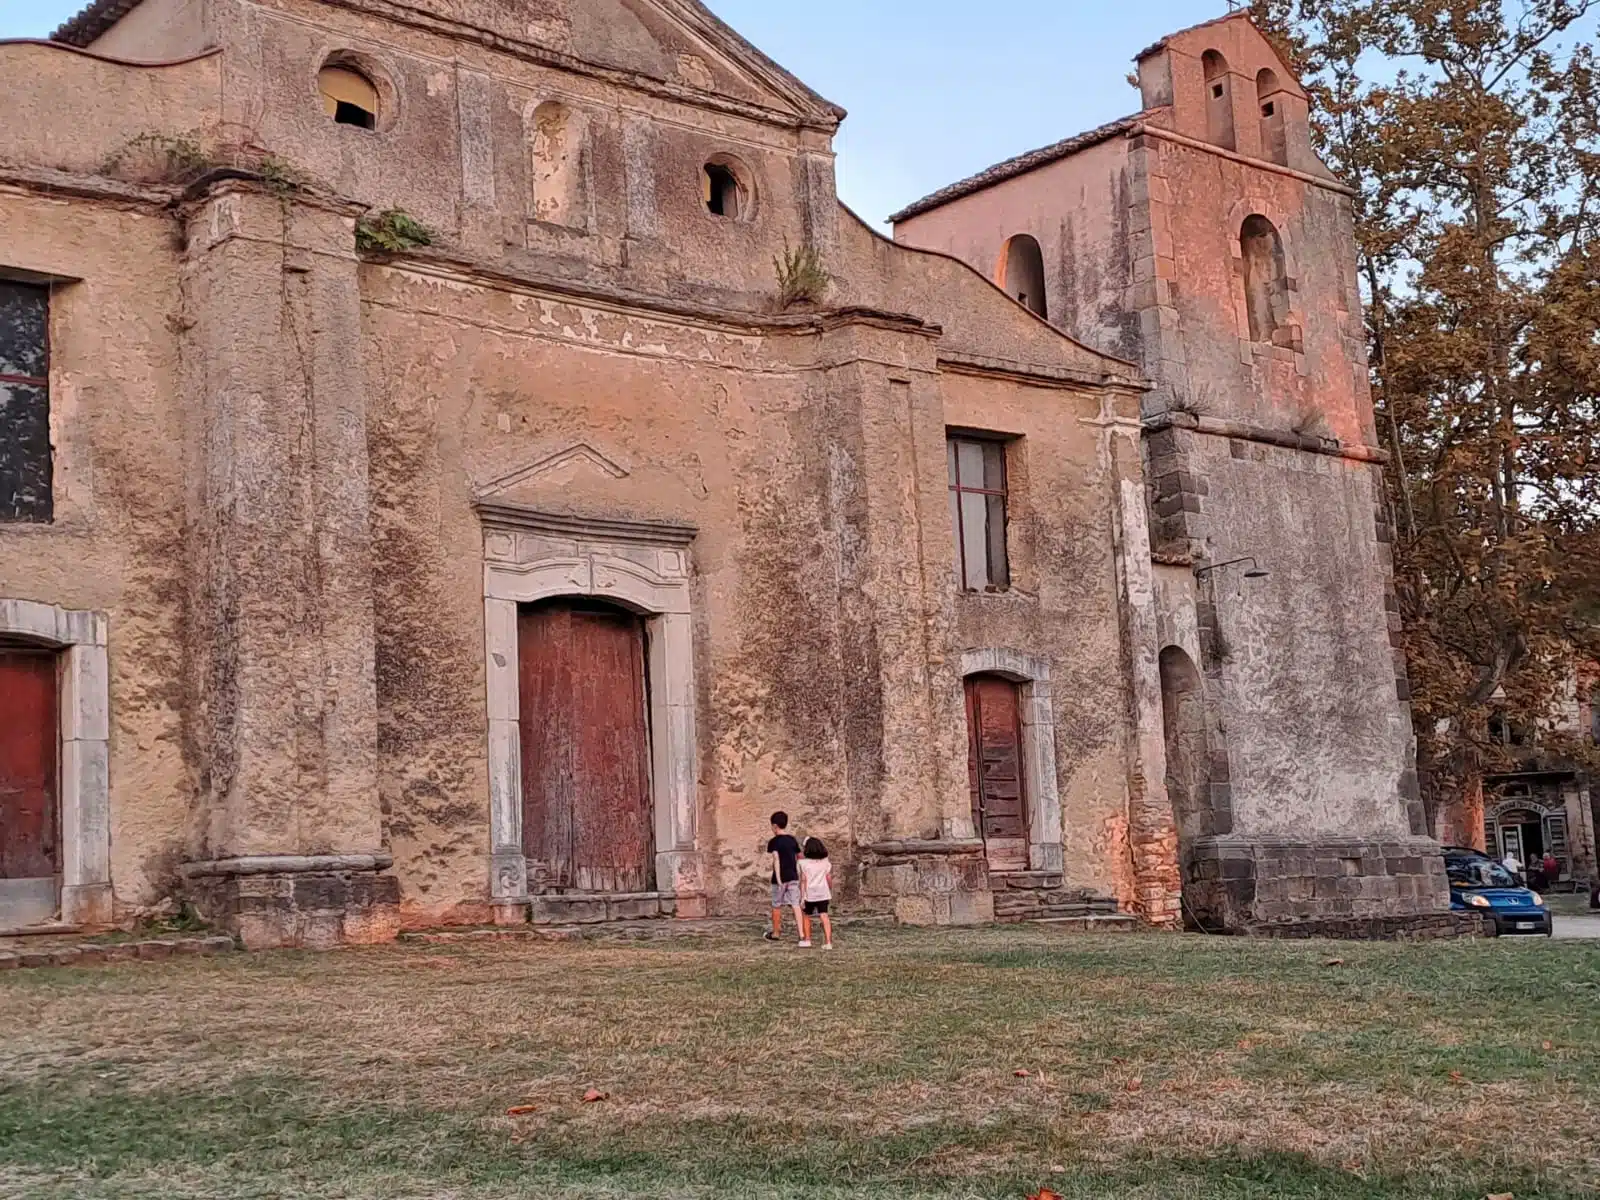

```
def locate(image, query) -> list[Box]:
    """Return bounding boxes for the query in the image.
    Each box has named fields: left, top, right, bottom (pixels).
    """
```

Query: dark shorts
left=803, top=899, right=830, bottom=916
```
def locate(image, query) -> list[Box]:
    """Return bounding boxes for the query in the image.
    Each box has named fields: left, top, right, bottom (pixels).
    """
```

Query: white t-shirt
left=799, top=858, right=832, bottom=902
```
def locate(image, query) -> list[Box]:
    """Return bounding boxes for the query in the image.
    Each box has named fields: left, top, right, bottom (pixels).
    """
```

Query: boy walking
left=764, top=811, right=803, bottom=942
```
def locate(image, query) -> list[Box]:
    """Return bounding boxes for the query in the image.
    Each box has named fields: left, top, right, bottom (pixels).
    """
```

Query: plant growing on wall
left=356, top=209, right=435, bottom=253
left=1253, top=0, right=1600, bottom=839
left=774, top=239, right=830, bottom=307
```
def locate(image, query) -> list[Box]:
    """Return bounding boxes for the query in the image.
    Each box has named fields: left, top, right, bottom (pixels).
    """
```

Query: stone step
left=0, top=934, right=237, bottom=970
left=527, top=893, right=674, bottom=925
left=994, top=872, right=1065, bottom=890
left=998, top=914, right=1139, bottom=932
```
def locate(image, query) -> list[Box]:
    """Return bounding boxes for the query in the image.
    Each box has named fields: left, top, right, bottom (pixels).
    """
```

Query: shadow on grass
left=0, top=1068, right=1587, bottom=1199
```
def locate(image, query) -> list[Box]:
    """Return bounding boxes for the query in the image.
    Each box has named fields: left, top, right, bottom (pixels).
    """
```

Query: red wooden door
left=965, top=675, right=1029, bottom=873
left=0, top=650, right=59, bottom=883
left=518, top=601, right=654, bottom=893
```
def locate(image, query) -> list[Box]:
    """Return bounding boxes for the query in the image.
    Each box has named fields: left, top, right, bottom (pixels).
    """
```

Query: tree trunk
left=1439, top=771, right=1486, bottom=851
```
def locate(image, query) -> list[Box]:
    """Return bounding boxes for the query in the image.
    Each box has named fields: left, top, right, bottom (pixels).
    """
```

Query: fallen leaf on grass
left=582, top=1089, right=609, bottom=1103
left=1485, top=1193, right=1514, bottom=1200
left=506, top=1105, right=538, bottom=1117
left=1027, top=1190, right=1063, bottom=1200
left=1449, top=1071, right=1468, bottom=1085
left=1324, top=958, right=1346, bottom=967
left=1125, top=1077, right=1143, bottom=1093
left=1014, top=1069, right=1032, bottom=1078
left=1542, top=1041, right=1553, bottom=1051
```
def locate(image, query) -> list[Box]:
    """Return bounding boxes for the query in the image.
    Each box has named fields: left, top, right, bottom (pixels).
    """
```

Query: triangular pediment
left=329, top=0, right=844, bottom=127
left=476, top=442, right=632, bottom=499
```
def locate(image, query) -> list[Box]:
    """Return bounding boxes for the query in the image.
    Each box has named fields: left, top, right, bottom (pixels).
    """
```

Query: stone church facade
left=0, top=2, right=1450, bottom=946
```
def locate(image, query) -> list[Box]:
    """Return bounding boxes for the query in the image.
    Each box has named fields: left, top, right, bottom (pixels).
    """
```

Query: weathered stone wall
left=932, top=368, right=1143, bottom=904
left=889, top=14, right=1445, bottom=931
left=1, top=0, right=1150, bottom=939
left=890, top=136, right=1141, bottom=366
left=0, top=40, right=221, bottom=176
left=0, top=187, right=191, bottom=912
left=195, top=0, right=835, bottom=303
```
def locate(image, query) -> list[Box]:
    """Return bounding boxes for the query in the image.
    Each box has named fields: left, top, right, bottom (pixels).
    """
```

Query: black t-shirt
left=767, top=834, right=801, bottom=884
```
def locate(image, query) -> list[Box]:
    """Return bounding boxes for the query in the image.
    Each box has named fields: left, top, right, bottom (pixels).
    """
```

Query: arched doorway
left=999, top=234, right=1048, bottom=319
left=964, top=673, right=1029, bottom=873
left=518, top=598, right=654, bottom=893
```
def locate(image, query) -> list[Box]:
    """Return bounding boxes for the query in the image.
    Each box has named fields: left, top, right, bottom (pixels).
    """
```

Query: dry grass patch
left=1, top=926, right=1597, bottom=1199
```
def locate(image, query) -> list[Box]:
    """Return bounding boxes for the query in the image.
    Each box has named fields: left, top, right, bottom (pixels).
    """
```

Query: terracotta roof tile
left=1134, top=10, right=1251, bottom=62
left=51, top=0, right=144, bottom=47
left=888, top=113, right=1146, bottom=224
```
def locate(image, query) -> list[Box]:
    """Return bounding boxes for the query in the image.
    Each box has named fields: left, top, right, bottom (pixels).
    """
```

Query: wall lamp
left=1194, top=556, right=1270, bottom=581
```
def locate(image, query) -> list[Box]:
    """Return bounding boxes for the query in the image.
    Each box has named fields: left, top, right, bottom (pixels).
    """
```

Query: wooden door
left=518, top=601, right=654, bottom=893
left=965, top=675, right=1029, bottom=873
left=0, top=650, right=59, bottom=924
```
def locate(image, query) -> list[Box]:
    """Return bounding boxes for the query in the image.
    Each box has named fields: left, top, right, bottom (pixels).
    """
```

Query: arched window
left=1240, top=214, right=1289, bottom=344
left=1256, top=68, right=1288, bottom=166
left=530, top=101, right=585, bottom=228
left=1202, top=50, right=1235, bottom=150
left=703, top=157, right=753, bottom=221
left=319, top=65, right=379, bottom=130
left=1000, top=234, right=1048, bottom=319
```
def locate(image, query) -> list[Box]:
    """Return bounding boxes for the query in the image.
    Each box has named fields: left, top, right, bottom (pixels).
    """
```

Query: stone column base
left=60, top=882, right=115, bottom=927
left=859, top=840, right=994, bottom=926
left=1184, top=835, right=1452, bottom=935
left=183, top=855, right=401, bottom=949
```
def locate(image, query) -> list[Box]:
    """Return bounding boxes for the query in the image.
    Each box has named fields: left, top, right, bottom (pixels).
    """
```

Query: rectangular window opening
left=1212, top=83, right=1225, bottom=99
left=334, top=100, right=377, bottom=130
left=0, top=279, right=53, bottom=523
left=1261, top=101, right=1276, bottom=118
left=947, top=434, right=1010, bottom=593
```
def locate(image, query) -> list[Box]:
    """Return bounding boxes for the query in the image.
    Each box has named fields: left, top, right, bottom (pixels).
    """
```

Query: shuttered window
left=0, top=281, right=51, bottom=523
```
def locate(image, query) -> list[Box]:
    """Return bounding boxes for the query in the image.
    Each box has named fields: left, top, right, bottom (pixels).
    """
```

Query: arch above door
left=958, top=648, right=1062, bottom=873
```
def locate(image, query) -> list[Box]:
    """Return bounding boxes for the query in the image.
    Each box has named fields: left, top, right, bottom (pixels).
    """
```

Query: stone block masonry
left=1183, top=836, right=1450, bottom=933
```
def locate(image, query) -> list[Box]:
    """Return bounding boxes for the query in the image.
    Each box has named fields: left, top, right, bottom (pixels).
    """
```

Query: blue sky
left=0, top=0, right=1228, bottom=223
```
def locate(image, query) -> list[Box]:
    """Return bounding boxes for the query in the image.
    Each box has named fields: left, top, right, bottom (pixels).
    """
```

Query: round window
left=319, top=65, right=380, bottom=130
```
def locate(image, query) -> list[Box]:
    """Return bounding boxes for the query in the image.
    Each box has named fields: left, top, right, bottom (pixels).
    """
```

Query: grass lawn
left=2, top=926, right=1598, bottom=1199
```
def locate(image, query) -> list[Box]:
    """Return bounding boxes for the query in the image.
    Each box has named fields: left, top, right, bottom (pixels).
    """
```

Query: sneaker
left=763, top=931, right=779, bottom=942
left=823, top=943, right=834, bottom=950
left=797, top=940, right=812, bottom=948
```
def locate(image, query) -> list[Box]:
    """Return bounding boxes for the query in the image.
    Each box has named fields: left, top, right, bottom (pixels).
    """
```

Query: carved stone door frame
left=477, top=504, right=701, bottom=909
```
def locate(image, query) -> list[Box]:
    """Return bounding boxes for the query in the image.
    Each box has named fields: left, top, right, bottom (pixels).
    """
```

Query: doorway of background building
left=0, top=648, right=59, bottom=928
left=965, top=674, right=1029, bottom=873
left=517, top=599, right=654, bottom=894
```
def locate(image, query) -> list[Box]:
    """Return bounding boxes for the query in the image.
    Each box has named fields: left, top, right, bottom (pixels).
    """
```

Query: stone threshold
left=1015, top=914, right=1140, bottom=932
left=0, top=935, right=238, bottom=970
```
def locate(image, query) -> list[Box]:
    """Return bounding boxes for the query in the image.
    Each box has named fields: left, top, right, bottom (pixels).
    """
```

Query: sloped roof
left=888, top=113, right=1145, bottom=224
left=49, top=0, right=844, bottom=121
left=50, top=0, right=140, bottom=46
left=1134, top=10, right=1252, bottom=62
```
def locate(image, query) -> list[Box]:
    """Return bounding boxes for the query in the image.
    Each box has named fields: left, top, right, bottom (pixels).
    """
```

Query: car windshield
left=1448, top=860, right=1516, bottom=889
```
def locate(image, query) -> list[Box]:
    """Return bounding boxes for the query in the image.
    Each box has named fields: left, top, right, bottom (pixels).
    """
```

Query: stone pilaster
left=1101, top=397, right=1182, bottom=926
left=179, top=177, right=391, bottom=946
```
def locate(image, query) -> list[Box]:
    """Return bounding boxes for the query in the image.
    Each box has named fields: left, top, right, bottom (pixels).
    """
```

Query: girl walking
left=798, top=837, right=834, bottom=950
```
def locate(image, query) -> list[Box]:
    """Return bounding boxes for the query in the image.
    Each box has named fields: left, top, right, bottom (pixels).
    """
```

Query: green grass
left=1, top=927, right=1598, bottom=1198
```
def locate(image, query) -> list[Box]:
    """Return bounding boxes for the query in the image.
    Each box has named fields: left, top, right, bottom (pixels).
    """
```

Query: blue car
left=1445, top=850, right=1553, bottom=936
